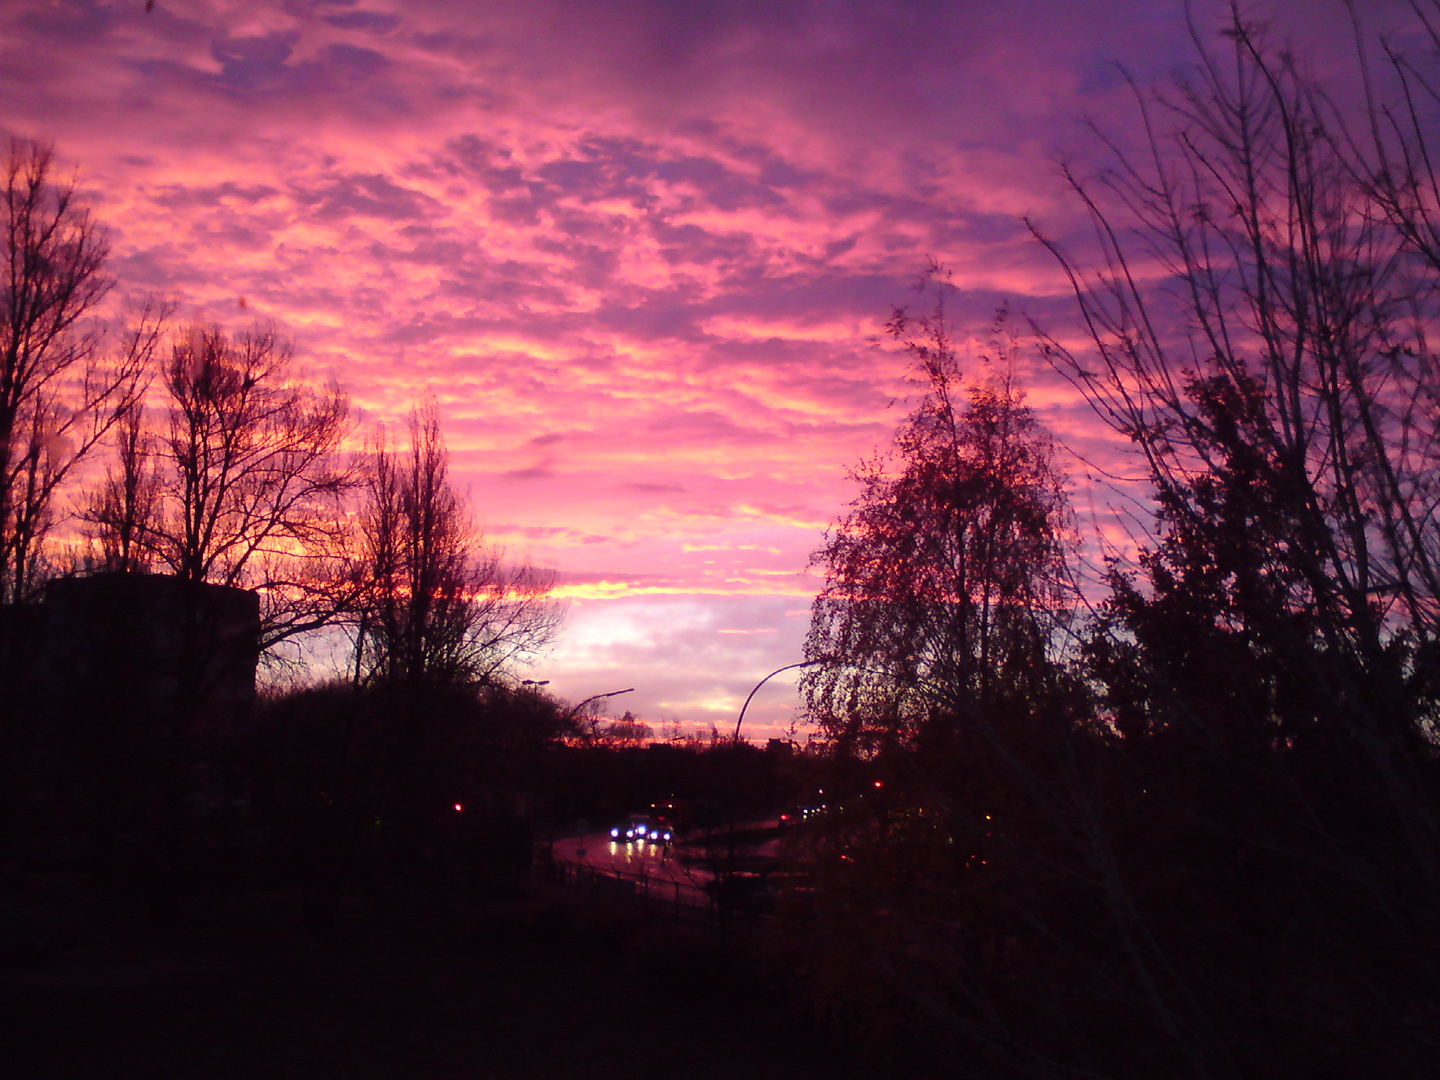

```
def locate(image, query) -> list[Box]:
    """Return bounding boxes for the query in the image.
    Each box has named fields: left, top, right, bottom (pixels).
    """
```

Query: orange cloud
left=0, top=0, right=1388, bottom=737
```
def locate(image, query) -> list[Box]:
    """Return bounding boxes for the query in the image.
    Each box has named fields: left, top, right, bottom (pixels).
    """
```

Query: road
left=548, top=822, right=786, bottom=910
left=550, top=832, right=715, bottom=907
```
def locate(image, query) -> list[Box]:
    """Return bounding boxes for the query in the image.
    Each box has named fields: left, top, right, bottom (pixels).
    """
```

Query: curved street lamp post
left=733, top=659, right=831, bottom=742
left=567, top=687, right=636, bottom=735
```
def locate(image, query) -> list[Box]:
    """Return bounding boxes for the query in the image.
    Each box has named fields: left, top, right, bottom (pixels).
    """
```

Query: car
left=608, top=814, right=674, bottom=845
left=609, top=819, right=640, bottom=843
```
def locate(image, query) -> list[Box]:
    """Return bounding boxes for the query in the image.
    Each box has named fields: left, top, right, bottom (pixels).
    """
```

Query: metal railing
left=537, top=856, right=714, bottom=921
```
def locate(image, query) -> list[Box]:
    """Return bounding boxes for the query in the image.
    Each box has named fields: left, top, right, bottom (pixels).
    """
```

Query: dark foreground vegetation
left=0, top=873, right=857, bottom=1080
left=253, top=683, right=799, bottom=933
left=774, top=10, right=1440, bottom=1079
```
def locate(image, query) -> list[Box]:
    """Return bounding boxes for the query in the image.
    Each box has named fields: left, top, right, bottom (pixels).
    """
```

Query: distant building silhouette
left=2, top=572, right=259, bottom=868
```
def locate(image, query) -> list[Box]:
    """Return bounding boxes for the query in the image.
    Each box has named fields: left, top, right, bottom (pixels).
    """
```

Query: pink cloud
left=0, top=0, right=1418, bottom=735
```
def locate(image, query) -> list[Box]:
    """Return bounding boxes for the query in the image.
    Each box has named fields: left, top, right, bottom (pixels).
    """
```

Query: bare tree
left=134, top=323, right=354, bottom=646
left=0, top=138, right=160, bottom=605
left=1351, top=0, right=1440, bottom=281
left=1015, top=8, right=1440, bottom=1076
left=271, top=404, right=559, bottom=932
left=82, top=399, right=159, bottom=573
left=592, top=710, right=653, bottom=747
left=350, top=400, right=559, bottom=690
left=1031, top=9, right=1440, bottom=713
left=73, top=322, right=354, bottom=918
left=788, top=14, right=1440, bottom=1072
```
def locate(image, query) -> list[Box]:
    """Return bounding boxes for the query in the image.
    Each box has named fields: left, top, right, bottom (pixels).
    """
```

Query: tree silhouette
left=0, top=140, right=164, bottom=860
left=789, top=284, right=1086, bottom=1075
left=349, top=400, right=558, bottom=690
left=0, top=139, right=162, bottom=605
left=1020, top=9, right=1440, bottom=1076
left=804, top=286, right=1076, bottom=754
left=73, top=322, right=353, bottom=917
left=83, top=399, right=160, bottom=574
left=84, top=322, right=355, bottom=647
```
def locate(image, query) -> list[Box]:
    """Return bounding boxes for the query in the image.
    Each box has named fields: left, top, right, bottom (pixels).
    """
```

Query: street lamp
left=567, top=694, right=636, bottom=720
left=566, top=687, right=635, bottom=724
left=733, top=659, right=830, bottom=742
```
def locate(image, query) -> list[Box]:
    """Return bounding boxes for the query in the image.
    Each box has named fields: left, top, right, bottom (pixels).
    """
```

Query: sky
left=0, top=0, right=1415, bottom=740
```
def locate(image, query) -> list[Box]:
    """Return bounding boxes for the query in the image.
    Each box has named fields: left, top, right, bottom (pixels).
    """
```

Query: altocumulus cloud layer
left=0, top=0, right=1410, bottom=735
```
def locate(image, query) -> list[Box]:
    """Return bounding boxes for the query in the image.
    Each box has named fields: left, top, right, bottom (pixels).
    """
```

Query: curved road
left=550, top=832, right=715, bottom=907
left=549, top=822, right=785, bottom=910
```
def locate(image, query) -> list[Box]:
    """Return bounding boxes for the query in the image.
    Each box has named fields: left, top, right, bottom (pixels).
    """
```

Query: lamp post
left=566, top=687, right=635, bottom=737
left=733, top=659, right=829, bottom=742
left=569, top=687, right=634, bottom=714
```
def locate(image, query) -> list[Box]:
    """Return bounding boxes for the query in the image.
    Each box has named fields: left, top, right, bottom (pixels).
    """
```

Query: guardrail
left=537, top=856, right=714, bottom=921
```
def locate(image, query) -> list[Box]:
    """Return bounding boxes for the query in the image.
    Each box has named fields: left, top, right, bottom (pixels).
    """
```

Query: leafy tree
left=1031, top=10, right=1440, bottom=739
left=804, top=288, right=1076, bottom=753
left=788, top=284, right=1085, bottom=1074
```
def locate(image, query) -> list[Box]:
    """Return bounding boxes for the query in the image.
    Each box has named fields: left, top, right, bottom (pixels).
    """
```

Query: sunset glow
left=1, top=0, right=1404, bottom=737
